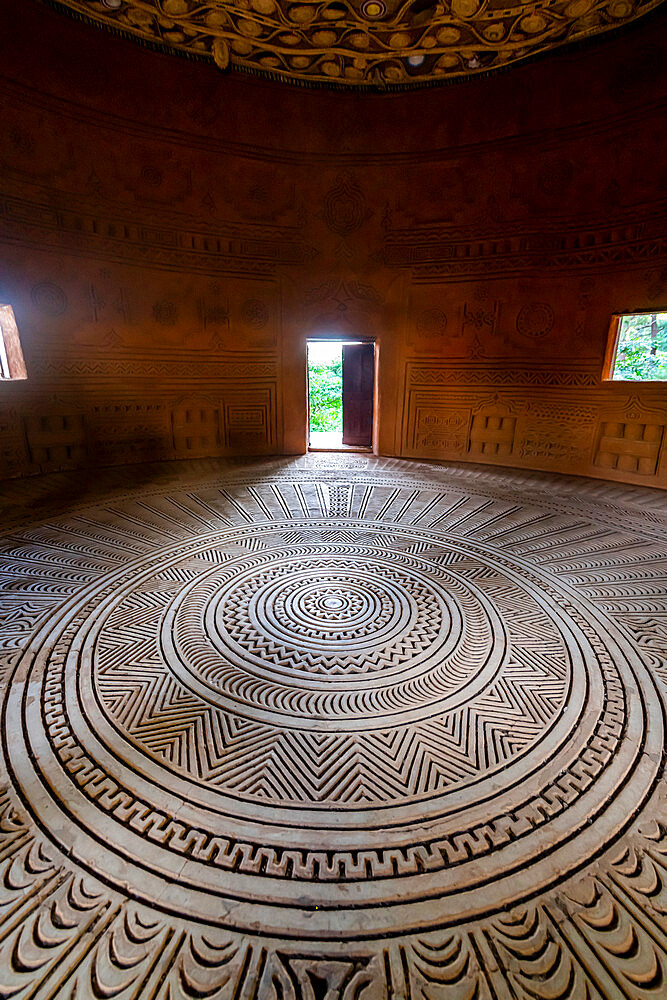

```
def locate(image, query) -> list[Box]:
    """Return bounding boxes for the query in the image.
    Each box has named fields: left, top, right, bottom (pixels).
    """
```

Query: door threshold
left=308, top=446, right=373, bottom=454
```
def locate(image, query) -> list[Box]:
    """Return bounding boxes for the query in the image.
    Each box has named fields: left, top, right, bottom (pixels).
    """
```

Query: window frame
left=602, top=310, right=667, bottom=383
left=0, top=304, right=27, bottom=381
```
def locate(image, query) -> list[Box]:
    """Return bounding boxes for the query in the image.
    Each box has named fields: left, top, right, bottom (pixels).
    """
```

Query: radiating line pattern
left=0, top=454, right=665, bottom=997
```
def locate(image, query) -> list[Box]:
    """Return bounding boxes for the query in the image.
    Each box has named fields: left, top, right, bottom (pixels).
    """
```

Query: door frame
left=306, top=335, right=378, bottom=453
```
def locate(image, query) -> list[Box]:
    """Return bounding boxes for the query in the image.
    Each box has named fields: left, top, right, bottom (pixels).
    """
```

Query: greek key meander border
left=0, top=790, right=666, bottom=996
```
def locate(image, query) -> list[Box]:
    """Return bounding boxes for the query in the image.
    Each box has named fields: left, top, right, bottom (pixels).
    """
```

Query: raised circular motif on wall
left=3, top=469, right=662, bottom=944
left=240, top=298, right=270, bottom=328
left=516, top=301, right=555, bottom=338
left=140, top=164, right=163, bottom=187
left=152, top=299, right=178, bottom=325
left=30, top=281, right=67, bottom=316
left=416, top=307, right=448, bottom=339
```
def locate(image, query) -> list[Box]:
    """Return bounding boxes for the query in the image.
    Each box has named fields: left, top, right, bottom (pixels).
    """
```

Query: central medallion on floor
left=156, top=537, right=516, bottom=734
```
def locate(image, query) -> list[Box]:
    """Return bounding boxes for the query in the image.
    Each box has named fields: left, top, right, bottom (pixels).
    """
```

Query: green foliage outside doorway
left=308, top=346, right=343, bottom=433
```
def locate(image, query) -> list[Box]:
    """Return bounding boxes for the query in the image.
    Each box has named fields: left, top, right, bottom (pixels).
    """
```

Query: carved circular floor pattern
left=0, top=455, right=665, bottom=998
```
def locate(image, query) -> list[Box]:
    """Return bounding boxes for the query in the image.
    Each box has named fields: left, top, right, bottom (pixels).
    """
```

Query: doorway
left=307, top=339, right=375, bottom=451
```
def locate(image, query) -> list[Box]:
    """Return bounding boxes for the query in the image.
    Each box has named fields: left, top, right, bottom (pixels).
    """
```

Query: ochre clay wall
left=1, top=1, right=666, bottom=485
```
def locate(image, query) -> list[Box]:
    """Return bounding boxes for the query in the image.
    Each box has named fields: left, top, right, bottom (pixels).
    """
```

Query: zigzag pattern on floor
left=0, top=454, right=665, bottom=998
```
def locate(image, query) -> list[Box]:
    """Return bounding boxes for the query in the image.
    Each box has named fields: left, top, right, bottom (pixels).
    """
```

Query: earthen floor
left=1, top=454, right=666, bottom=999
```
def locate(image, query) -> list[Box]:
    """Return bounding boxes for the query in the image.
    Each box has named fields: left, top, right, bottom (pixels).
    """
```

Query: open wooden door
left=342, top=343, right=374, bottom=447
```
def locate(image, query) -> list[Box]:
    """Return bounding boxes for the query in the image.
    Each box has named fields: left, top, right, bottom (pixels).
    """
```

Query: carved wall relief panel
left=409, top=402, right=472, bottom=458
left=0, top=408, right=29, bottom=477
left=91, top=401, right=172, bottom=466
left=223, top=386, right=277, bottom=452
left=516, top=403, right=598, bottom=467
left=0, top=2, right=666, bottom=486
left=172, top=399, right=223, bottom=458
left=24, top=411, right=87, bottom=470
left=594, top=419, right=665, bottom=476
left=469, top=409, right=517, bottom=460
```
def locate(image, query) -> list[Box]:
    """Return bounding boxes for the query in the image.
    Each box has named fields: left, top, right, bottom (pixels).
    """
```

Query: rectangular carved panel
left=172, top=402, right=223, bottom=457
left=24, top=413, right=87, bottom=470
left=594, top=421, right=664, bottom=476
left=469, top=414, right=516, bottom=458
left=0, top=410, right=29, bottom=479
left=405, top=400, right=471, bottom=458
left=223, top=386, right=276, bottom=452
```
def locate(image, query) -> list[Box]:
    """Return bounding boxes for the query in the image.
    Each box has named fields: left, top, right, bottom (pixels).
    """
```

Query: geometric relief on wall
left=416, top=307, right=447, bottom=343
left=151, top=297, right=179, bottom=328
left=462, top=298, right=501, bottom=339
left=0, top=113, right=75, bottom=183
left=23, top=411, right=87, bottom=470
left=320, top=174, right=372, bottom=237
left=222, top=385, right=276, bottom=452
left=385, top=211, right=667, bottom=279
left=407, top=286, right=450, bottom=352
left=300, top=278, right=384, bottom=341
left=406, top=363, right=598, bottom=388
left=197, top=292, right=230, bottom=341
left=0, top=409, right=29, bottom=479
left=518, top=404, right=597, bottom=466
left=172, top=399, right=223, bottom=457
left=30, top=280, right=68, bottom=317
left=120, top=150, right=192, bottom=206
left=0, top=194, right=314, bottom=276
left=231, top=281, right=278, bottom=350
left=408, top=397, right=471, bottom=458
left=26, top=355, right=279, bottom=383
left=516, top=300, right=555, bottom=338
left=240, top=298, right=270, bottom=330
left=92, top=402, right=170, bottom=464
left=468, top=405, right=517, bottom=460
left=594, top=419, right=664, bottom=476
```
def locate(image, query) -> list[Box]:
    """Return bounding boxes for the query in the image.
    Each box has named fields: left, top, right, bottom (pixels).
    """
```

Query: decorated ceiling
left=42, top=0, right=664, bottom=87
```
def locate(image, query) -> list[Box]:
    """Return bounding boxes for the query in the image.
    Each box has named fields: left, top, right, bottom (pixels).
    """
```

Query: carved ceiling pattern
left=44, top=0, right=663, bottom=87
left=1, top=454, right=666, bottom=996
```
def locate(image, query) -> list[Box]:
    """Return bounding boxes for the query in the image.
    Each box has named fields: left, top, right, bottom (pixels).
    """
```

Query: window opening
left=605, top=312, right=667, bottom=381
left=307, top=339, right=374, bottom=450
left=0, top=304, right=27, bottom=381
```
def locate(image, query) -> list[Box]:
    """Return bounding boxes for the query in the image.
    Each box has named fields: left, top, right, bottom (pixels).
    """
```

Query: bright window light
left=0, top=304, right=27, bottom=380
left=607, top=312, right=667, bottom=381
